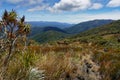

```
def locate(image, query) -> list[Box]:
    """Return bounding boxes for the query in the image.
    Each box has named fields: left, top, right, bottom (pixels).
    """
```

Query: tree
left=0, top=10, right=30, bottom=66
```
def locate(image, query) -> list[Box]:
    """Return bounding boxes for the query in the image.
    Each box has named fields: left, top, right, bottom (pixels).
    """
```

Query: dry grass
left=0, top=42, right=120, bottom=80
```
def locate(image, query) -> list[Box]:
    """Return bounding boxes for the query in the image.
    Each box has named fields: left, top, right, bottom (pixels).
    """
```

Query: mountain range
left=30, top=19, right=115, bottom=43
left=28, top=21, right=74, bottom=29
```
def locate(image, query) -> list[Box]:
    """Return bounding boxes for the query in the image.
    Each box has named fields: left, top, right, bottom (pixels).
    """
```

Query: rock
left=29, top=68, right=45, bottom=80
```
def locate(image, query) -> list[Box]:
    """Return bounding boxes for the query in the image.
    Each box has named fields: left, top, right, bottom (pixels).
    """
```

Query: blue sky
left=0, top=0, right=120, bottom=23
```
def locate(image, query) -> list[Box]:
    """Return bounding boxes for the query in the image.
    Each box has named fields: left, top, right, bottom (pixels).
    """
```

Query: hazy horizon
left=26, top=19, right=116, bottom=24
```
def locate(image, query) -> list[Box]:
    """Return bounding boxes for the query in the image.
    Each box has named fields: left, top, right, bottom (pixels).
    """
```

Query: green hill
left=32, top=30, right=70, bottom=43
left=30, top=26, right=67, bottom=37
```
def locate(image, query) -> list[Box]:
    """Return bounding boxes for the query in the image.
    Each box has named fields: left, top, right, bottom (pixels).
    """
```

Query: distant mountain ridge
left=65, top=19, right=114, bottom=34
left=27, top=21, right=74, bottom=29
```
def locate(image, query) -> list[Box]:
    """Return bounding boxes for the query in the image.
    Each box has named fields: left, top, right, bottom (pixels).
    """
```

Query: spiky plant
left=0, top=10, right=30, bottom=66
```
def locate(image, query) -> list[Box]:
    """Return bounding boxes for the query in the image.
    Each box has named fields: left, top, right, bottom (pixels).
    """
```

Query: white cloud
left=7, top=0, right=23, bottom=4
left=90, top=3, right=103, bottom=9
left=48, top=0, right=92, bottom=12
left=27, top=5, right=48, bottom=12
left=107, top=0, right=120, bottom=7
left=48, top=0, right=103, bottom=12
left=4, top=0, right=104, bottom=12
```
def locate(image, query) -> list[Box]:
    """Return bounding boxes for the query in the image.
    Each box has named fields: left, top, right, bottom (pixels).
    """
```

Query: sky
left=0, top=0, right=120, bottom=23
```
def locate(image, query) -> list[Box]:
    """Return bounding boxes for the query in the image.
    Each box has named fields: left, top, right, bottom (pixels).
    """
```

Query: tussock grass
left=0, top=41, right=120, bottom=80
